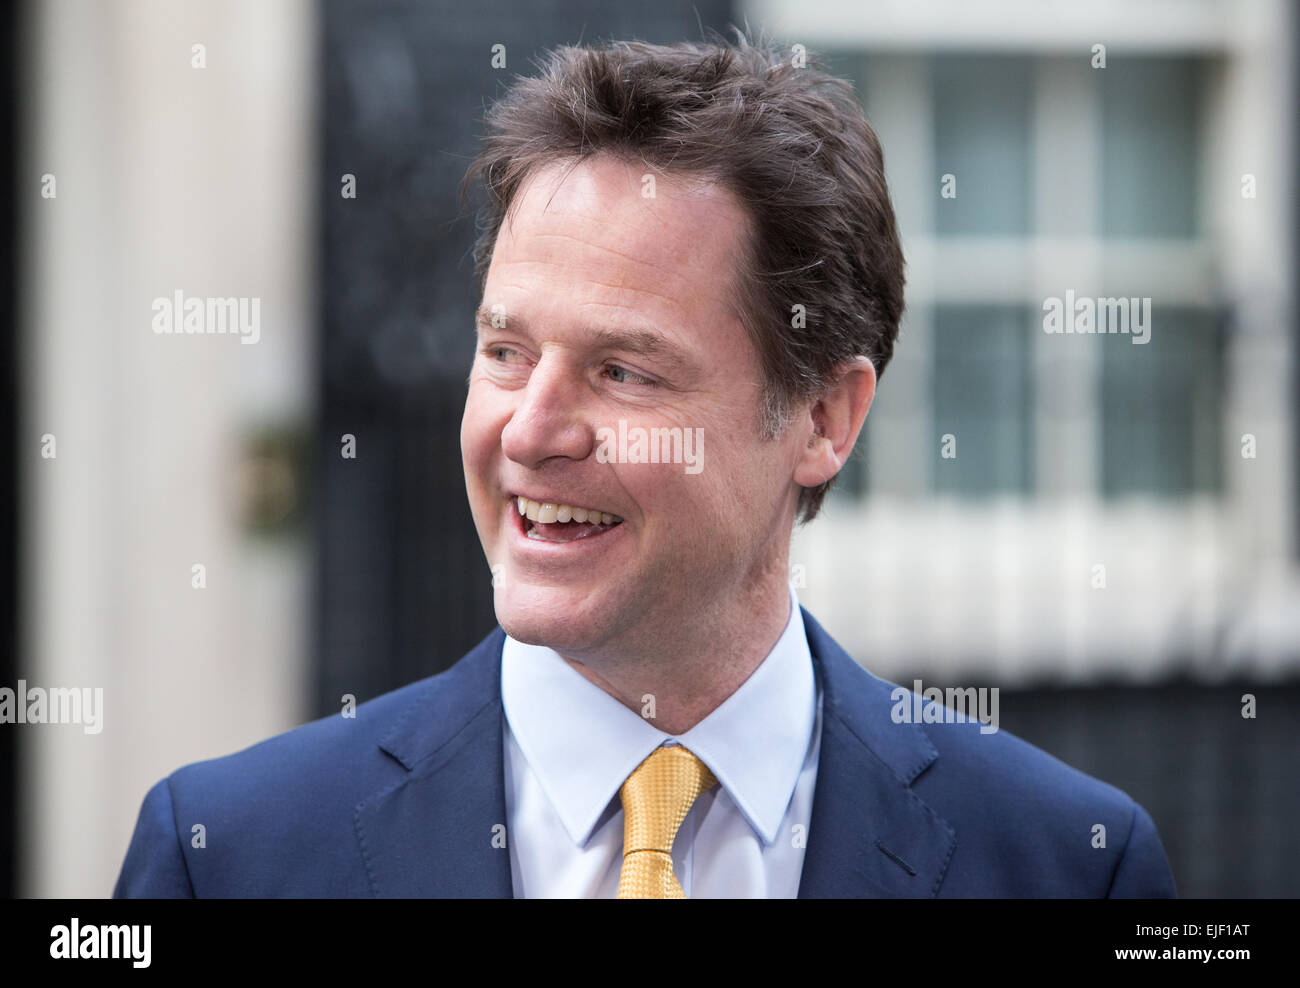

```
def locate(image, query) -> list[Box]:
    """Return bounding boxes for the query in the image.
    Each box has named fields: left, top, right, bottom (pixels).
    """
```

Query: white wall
left=20, top=0, right=316, bottom=897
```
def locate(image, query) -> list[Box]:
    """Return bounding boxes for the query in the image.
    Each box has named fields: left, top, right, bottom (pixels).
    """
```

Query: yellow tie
left=616, top=744, right=718, bottom=898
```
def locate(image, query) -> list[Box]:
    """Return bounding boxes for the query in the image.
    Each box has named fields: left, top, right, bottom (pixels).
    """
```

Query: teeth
left=513, top=496, right=622, bottom=525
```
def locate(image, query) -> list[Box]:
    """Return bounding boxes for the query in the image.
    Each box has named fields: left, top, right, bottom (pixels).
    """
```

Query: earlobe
left=791, top=356, right=877, bottom=489
left=793, top=430, right=841, bottom=489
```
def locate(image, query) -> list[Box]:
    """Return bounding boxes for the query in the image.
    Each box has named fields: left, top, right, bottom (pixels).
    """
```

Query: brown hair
left=462, top=30, right=905, bottom=523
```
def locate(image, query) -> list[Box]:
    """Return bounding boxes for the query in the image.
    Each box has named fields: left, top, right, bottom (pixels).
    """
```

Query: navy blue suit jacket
left=113, top=608, right=1177, bottom=897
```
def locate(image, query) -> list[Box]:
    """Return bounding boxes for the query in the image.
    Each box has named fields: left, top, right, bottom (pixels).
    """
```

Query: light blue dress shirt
left=501, top=583, right=822, bottom=897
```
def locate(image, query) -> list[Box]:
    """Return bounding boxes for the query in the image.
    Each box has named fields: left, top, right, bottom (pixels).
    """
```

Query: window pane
left=933, top=305, right=1034, bottom=495
left=1100, top=307, right=1224, bottom=496
left=933, top=55, right=1033, bottom=235
left=1099, top=56, right=1204, bottom=238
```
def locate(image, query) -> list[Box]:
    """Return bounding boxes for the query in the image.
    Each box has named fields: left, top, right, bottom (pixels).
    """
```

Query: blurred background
left=2, top=0, right=1296, bottom=898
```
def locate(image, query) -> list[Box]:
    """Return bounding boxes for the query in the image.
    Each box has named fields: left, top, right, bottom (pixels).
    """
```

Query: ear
left=792, top=356, right=877, bottom=490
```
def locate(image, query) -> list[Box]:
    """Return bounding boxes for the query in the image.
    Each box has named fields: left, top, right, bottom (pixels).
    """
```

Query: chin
left=493, top=582, right=613, bottom=652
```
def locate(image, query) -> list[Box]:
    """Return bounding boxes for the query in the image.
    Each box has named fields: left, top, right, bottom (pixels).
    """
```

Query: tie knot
left=618, top=744, right=717, bottom=857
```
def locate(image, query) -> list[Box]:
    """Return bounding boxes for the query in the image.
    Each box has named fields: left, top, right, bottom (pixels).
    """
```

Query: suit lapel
left=354, top=628, right=514, bottom=897
left=797, top=607, right=956, bottom=897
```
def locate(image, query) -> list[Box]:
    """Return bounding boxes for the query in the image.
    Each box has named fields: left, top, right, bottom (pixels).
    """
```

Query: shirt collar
left=500, top=583, right=816, bottom=847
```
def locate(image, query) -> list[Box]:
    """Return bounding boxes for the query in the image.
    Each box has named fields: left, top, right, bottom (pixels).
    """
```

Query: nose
left=500, top=350, right=594, bottom=469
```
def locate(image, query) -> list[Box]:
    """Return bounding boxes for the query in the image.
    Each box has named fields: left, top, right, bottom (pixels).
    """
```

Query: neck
left=559, top=571, right=793, bottom=735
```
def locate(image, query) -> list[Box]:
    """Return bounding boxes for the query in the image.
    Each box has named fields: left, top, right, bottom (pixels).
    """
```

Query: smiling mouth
left=511, top=495, right=625, bottom=544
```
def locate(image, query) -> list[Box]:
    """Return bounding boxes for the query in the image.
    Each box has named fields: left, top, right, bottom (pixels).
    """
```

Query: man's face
left=461, top=155, right=806, bottom=659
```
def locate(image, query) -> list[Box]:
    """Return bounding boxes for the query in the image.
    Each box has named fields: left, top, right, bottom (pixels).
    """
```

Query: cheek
left=708, top=434, right=787, bottom=523
left=626, top=465, right=735, bottom=540
left=461, top=386, right=507, bottom=465
left=461, top=423, right=504, bottom=530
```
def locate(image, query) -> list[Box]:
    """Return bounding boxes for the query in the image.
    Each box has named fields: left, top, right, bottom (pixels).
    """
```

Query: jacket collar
left=355, top=608, right=954, bottom=897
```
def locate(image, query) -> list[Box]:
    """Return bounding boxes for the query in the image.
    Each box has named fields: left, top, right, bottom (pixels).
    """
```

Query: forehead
left=487, top=155, right=751, bottom=325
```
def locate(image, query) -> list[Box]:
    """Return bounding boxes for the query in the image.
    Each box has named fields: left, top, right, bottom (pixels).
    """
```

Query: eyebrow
left=474, top=307, right=695, bottom=377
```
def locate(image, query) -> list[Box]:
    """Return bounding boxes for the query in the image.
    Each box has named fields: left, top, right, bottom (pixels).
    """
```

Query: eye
left=604, top=363, right=655, bottom=386
left=481, top=345, right=519, bottom=362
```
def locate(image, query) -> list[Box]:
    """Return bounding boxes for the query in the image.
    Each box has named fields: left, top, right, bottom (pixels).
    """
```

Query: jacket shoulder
left=116, top=638, right=499, bottom=898
left=167, top=673, right=433, bottom=811
left=900, top=688, right=1175, bottom=896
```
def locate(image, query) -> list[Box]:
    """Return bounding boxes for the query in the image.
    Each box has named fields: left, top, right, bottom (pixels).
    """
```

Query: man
left=114, top=35, right=1176, bottom=898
